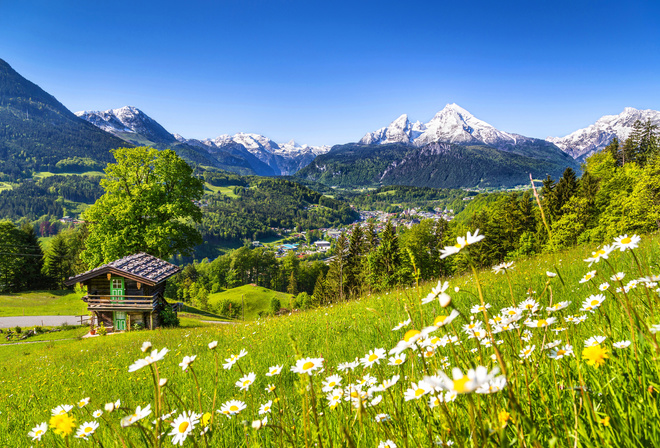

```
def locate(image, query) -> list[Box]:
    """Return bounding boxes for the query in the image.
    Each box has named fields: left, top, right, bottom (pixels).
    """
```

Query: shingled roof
left=64, top=253, right=180, bottom=286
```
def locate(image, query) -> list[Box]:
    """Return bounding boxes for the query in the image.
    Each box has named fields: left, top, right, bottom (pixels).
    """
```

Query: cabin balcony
left=83, top=295, right=159, bottom=311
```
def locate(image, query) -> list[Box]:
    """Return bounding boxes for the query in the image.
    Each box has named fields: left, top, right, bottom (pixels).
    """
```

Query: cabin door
left=114, top=311, right=127, bottom=331
left=110, top=277, right=124, bottom=303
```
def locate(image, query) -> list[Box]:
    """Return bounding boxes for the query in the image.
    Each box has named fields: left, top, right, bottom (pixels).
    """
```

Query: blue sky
left=1, top=0, right=659, bottom=146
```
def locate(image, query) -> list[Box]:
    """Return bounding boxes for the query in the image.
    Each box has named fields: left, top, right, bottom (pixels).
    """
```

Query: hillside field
left=2, top=233, right=660, bottom=446
left=208, top=284, right=294, bottom=320
left=0, top=290, right=86, bottom=317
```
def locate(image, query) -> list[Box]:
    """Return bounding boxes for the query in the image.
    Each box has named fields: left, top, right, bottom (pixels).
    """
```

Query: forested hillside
left=295, top=141, right=579, bottom=189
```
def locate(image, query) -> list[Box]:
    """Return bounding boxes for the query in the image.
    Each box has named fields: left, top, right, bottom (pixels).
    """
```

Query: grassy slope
left=208, top=284, right=294, bottom=320
left=1, top=235, right=659, bottom=444
left=0, top=290, right=86, bottom=317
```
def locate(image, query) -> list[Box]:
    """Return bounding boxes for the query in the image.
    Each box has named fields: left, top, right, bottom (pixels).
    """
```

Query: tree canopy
left=81, top=147, right=204, bottom=268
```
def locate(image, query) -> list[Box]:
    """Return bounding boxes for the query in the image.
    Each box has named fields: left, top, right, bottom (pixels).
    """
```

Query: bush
left=132, top=322, right=144, bottom=331
left=297, top=292, right=317, bottom=310
left=14, top=326, right=21, bottom=334
left=97, top=323, right=107, bottom=336
left=270, top=297, right=281, bottom=314
left=209, top=297, right=242, bottom=319
left=160, top=306, right=180, bottom=328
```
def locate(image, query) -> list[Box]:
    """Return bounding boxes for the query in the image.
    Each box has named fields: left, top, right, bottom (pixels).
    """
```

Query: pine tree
left=287, top=271, right=298, bottom=296
left=19, top=223, right=44, bottom=290
left=345, top=225, right=364, bottom=298
left=326, top=233, right=347, bottom=301
left=312, top=271, right=327, bottom=305
left=605, top=138, right=622, bottom=166
left=42, top=233, right=70, bottom=289
left=369, top=220, right=402, bottom=289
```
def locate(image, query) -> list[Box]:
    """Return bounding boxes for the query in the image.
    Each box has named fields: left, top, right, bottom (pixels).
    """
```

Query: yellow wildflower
left=498, top=410, right=511, bottom=427
left=582, top=344, right=609, bottom=368
left=599, top=416, right=610, bottom=426
left=49, top=413, right=76, bottom=437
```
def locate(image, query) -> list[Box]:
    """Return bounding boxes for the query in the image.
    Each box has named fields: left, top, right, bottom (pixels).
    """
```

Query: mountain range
left=0, top=57, right=658, bottom=188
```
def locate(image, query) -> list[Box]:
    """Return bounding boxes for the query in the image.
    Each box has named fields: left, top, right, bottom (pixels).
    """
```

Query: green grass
left=0, top=326, right=89, bottom=345
left=0, top=290, right=86, bottom=317
left=208, top=284, right=293, bottom=320
left=0, top=181, right=12, bottom=192
left=32, top=170, right=105, bottom=179
left=3, top=234, right=660, bottom=446
left=204, top=183, right=239, bottom=198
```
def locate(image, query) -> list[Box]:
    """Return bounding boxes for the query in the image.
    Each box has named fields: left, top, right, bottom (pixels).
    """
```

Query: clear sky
left=1, top=0, right=658, bottom=146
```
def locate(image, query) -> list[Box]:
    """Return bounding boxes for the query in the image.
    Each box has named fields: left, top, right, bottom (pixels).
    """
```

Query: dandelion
left=208, top=340, right=218, bottom=350
left=613, top=234, right=640, bottom=251
left=613, top=341, right=631, bottom=349
left=404, top=381, right=432, bottom=401
left=599, top=416, right=611, bottom=426
left=392, top=319, right=411, bottom=331
left=546, top=301, right=571, bottom=312
left=498, top=410, right=511, bottom=427
left=179, top=355, right=197, bottom=371
left=492, top=261, right=514, bottom=274
left=75, top=421, right=99, bottom=439
left=519, top=345, right=535, bottom=359
left=28, top=422, right=47, bottom=441
left=361, top=348, right=386, bottom=368
left=169, top=411, right=201, bottom=445
left=120, top=404, right=152, bottom=427
left=579, top=270, right=597, bottom=284
left=582, top=344, right=609, bottom=368
left=259, top=400, right=273, bottom=415
left=291, top=357, right=324, bottom=375
left=49, top=412, right=76, bottom=437
left=236, top=372, right=257, bottom=391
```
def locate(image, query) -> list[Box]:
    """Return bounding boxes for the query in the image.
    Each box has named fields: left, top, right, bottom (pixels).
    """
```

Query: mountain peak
left=547, top=107, right=660, bottom=159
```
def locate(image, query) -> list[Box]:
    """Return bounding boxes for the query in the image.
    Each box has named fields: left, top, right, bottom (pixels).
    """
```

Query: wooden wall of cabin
left=83, top=276, right=154, bottom=298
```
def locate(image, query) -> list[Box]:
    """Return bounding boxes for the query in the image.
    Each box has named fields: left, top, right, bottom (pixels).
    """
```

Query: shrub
left=97, top=323, right=107, bottom=336
left=270, top=297, right=281, bottom=314
left=14, top=326, right=21, bottom=334
left=160, top=306, right=180, bottom=328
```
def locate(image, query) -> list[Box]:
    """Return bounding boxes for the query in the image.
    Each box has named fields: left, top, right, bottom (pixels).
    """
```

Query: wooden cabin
left=64, top=253, right=180, bottom=331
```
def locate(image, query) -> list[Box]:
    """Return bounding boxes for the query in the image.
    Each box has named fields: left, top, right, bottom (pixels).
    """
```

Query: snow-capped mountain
left=76, top=106, right=176, bottom=145
left=547, top=107, right=660, bottom=160
left=360, top=104, right=536, bottom=151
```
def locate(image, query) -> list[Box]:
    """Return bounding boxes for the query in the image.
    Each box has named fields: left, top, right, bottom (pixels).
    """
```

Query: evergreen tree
left=369, top=220, right=402, bottom=289
left=605, top=138, right=622, bottom=166
left=312, top=271, right=327, bottom=305
left=541, top=175, right=559, bottom=221
left=345, top=225, right=364, bottom=298
left=19, top=223, right=45, bottom=290
left=287, top=271, right=298, bottom=296
left=42, top=233, right=70, bottom=289
left=326, top=233, right=347, bottom=301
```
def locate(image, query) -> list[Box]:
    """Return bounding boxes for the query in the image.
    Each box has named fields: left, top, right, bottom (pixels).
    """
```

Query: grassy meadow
left=0, top=290, right=86, bottom=317
left=208, top=284, right=294, bottom=320
left=4, top=233, right=660, bottom=446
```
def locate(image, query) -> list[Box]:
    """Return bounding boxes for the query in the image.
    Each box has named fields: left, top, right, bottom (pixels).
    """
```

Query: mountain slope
left=0, top=58, right=128, bottom=178
left=547, top=107, right=660, bottom=160
left=295, top=142, right=579, bottom=189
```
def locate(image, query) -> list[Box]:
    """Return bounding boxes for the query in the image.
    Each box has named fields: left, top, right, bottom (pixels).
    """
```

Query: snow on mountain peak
left=361, top=104, right=518, bottom=149
left=76, top=106, right=176, bottom=144
left=547, top=107, right=660, bottom=159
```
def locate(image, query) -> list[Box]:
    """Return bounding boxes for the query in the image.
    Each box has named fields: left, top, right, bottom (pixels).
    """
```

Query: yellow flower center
left=302, top=361, right=314, bottom=371
left=178, top=421, right=189, bottom=433
left=557, top=350, right=566, bottom=356
left=454, top=243, right=462, bottom=249
left=454, top=376, right=470, bottom=393
left=590, top=300, right=600, bottom=306
left=434, top=315, right=448, bottom=326
left=414, top=388, right=426, bottom=397
left=85, top=427, right=93, bottom=433
left=621, top=237, right=631, bottom=245
left=395, top=359, right=402, bottom=364
left=537, top=320, right=547, bottom=327
left=35, top=430, right=43, bottom=435
left=243, top=380, right=250, bottom=386
left=230, top=405, right=239, bottom=412
left=403, top=329, right=420, bottom=342
left=368, top=354, right=378, bottom=362
left=264, top=406, right=270, bottom=411
left=328, top=381, right=336, bottom=386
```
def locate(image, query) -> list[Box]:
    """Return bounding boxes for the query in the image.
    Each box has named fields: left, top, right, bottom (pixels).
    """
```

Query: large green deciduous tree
left=81, top=147, right=204, bottom=268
